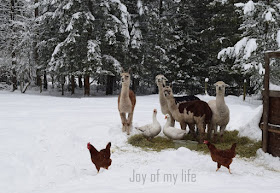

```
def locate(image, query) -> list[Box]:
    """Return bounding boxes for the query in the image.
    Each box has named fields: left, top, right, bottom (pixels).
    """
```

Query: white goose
left=135, top=109, right=161, bottom=140
left=163, top=114, right=187, bottom=140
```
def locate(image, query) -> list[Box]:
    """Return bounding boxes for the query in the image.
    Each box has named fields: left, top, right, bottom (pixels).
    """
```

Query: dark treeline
left=0, top=0, right=279, bottom=95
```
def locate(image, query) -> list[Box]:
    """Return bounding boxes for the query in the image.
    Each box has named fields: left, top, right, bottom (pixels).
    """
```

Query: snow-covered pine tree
left=95, top=0, right=131, bottom=94
left=0, top=1, right=12, bottom=85
left=162, top=0, right=198, bottom=94
left=48, top=0, right=101, bottom=95
left=36, top=0, right=61, bottom=90
left=198, top=0, right=248, bottom=94
left=218, top=0, right=280, bottom=93
left=0, top=0, right=36, bottom=92
left=131, top=0, right=170, bottom=93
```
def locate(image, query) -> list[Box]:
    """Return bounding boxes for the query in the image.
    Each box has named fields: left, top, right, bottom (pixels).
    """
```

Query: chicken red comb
left=203, top=140, right=209, bottom=144
left=87, top=142, right=91, bottom=149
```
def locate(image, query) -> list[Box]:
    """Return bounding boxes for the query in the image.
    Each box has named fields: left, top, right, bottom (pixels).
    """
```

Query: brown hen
left=204, top=140, right=236, bottom=174
left=87, top=142, right=112, bottom=172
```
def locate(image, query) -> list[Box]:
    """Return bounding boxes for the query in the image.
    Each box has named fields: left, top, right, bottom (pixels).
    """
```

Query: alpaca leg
left=213, top=124, right=218, bottom=143
left=120, top=112, right=127, bottom=132
left=197, top=122, right=205, bottom=144
left=220, top=125, right=226, bottom=142
left=207, top=123, right=212, bottom=140
left=180, top=122, right=187, bottom=130
left=170, top=115, right=176, bottom=127
left=127, top=112, right=134, bottom=135
left=188, top=123, right=196, bottom=138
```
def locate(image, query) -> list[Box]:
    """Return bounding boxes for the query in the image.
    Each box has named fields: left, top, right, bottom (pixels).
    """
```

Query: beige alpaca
left=208, top=81, right=230, bottom=141
left=163, top=86, right=212, bottom=143
left=118, top=69, right=136, bottom=135
left=155, top=75, right=176, bottom=126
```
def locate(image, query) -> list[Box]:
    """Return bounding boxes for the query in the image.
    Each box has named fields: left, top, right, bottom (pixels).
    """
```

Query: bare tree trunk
left=106, top=75, right=114, bottom=95
left=71, top=75, right=75, bottom=95
left=43, top=71, right=48, bottom=90
left=78, top=75, right=83, bottom=88
left=51, top=75, right=54, bottom=89
left=11, top=0, right=17, bottom=91
left=34, top=0, right=41, bottom=89
left=61, top=76, right=65, bottom=96
left=84, top=75, right=90, bottom=96
left=22, top=82, right=31, bottom=93
left=159, top=0, right=163, bottom=17
left=131, top=77, right=139, bottom=94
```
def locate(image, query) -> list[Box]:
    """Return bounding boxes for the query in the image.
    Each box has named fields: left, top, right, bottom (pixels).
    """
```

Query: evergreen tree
left=218, top=0, right=280, bottom=93
left=0, top=0, right=36, bottom=92
left=48, top=0, right=101, bottom=95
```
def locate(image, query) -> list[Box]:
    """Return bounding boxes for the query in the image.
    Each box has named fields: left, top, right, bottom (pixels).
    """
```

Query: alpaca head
left=120, top=68, right=131, bottom=87
left=214, top=81, right=229, bottom=95
left=163, top=86, right=173, bottom=99
left=155, top=75, right=168, bottom=87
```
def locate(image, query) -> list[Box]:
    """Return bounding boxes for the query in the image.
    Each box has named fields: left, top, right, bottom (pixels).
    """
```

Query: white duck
left=163, top=114, right=187, bottom=140
left=135, top=109, right=161, bottom=140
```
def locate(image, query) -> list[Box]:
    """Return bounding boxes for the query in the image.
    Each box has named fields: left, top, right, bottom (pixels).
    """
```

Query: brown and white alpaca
left=155, top=75, right=200, bottom=127
left=208, top=81, right=230, bottom=141
left=118, top=68, right=136, bottom=135
left=163, top=86, right=212, bottom=143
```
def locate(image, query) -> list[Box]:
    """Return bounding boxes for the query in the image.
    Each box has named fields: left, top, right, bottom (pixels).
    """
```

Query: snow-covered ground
left=1, top=91, right=280, bottom=193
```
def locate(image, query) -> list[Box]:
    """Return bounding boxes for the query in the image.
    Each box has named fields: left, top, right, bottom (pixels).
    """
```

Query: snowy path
left=0, top=91, right=279, bottom=193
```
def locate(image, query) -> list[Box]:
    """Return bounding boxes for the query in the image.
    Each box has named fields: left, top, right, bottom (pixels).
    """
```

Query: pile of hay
left=128, top=130, right=262, bottom=158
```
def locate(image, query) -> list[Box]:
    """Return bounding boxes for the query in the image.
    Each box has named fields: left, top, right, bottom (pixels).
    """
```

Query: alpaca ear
left=128, top=67, right=132, bottom=74
left=155, top=75, right=158, bottom=82
left=120, top=67, right=124, bottom=73
left=169, top=83, right=172, bottom=88
left=225, top=84, right=229, bottom=87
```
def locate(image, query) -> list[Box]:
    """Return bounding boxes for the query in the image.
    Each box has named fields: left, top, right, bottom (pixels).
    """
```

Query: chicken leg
left=216, top=163, right=221, bottom=172
left=227, top=166, right=232, bottom=174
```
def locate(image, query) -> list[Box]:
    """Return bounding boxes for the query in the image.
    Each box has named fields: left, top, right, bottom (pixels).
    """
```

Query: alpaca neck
left=216, top=93, right=226, bottom=109
left=166, top=96, right=177, bottom=113
left=158, top=85, right=166, bottom=105
left=120, top=83, right=130, bottom=99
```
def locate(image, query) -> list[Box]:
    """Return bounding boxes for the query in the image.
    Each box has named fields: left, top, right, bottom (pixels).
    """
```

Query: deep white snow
left=0, top=91, right=280, bottom=193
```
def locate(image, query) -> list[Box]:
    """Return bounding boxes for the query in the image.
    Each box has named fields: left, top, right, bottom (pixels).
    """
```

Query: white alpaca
left=155, top=75, right=175, bottom=126
left=208, top=81, right=230, bottom=141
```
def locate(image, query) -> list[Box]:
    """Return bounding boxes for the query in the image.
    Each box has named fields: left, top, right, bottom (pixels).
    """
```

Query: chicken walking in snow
left=135, top=109, right=161, bottom=140
left=87, top=142, right=112, bottom=173
left=204, top=140, right=236, bottom=174
left=163, top=114, right=187, bottom=140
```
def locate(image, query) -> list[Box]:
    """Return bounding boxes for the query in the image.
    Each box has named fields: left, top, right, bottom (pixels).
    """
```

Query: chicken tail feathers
left=87, top=142, right=98, bottom=155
